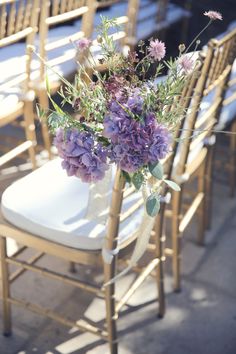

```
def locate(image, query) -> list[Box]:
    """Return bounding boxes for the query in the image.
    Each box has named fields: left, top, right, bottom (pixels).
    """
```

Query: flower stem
left=184, top=20, right=212, bottom=54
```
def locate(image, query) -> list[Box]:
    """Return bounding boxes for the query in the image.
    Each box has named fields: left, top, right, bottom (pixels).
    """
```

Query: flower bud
left=178, top=44, right=186, bottom=53
left=97, top=36, right=103, bottom=44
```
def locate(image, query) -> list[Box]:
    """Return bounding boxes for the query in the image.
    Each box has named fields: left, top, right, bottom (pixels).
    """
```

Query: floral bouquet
left=41, top=11, right=222, bottom=217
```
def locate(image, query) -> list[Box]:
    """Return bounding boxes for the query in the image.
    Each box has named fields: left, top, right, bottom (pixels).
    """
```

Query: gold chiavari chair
left=0, top=0, right=40, bottom=174
left=0, top=158, right=168, bottom=354
left=199, top=27, right=236, bottom=228
left=0, top=54, right=206, bottom=353
left=165, top=34, right=234, bottom=291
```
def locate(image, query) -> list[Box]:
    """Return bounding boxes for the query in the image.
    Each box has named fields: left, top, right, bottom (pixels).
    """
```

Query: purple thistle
left=148, top=39, right=166, bottom=61
left=204, top=11, right=222, bottom=21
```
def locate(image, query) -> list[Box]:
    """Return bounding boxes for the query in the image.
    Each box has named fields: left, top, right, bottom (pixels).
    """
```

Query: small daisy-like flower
left=178, top=55, right=194, bottom=74
left=76, top=38, right=92, bottom=51
left=148, top=39, right=166, bottom=61
left=204, top=11, right=223, bottom=21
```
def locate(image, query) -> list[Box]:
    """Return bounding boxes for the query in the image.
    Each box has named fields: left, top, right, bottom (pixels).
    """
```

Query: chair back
left=91, top=0, right=139, bottom=50
left=0, top=0, right=39, bottom=169
left=174, top=29, right=236, bottom=179
left=0, top=0, right=39, bottom=91
left=38, top=0, right=96, bottom=84
left=103, top=64, right=204, bottom=256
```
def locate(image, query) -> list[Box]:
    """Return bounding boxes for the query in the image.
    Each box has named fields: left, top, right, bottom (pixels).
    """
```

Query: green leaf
left=132, top=172, right=144, bottom=190
left=164, top=179, right=181, bottom=191
left=35, top=103, right=45, bottom=119
left=122, top=170, right=131, bottom=184
left=146, top=194, right=160, bottom=217
left=148, top=162, right=163, bottom=180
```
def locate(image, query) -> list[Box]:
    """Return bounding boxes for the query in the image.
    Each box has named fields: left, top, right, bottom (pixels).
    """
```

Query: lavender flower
left=204, top=11, right=222, bottom=21
left=148, top=39, right=166, bottom=61
left=54, top=128, right=109, bottom=183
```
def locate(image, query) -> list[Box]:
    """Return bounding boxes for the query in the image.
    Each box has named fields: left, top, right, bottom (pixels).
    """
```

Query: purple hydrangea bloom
left=103, top=91, right=171, bottom=173
left=54, top=128, right=109, bottom=183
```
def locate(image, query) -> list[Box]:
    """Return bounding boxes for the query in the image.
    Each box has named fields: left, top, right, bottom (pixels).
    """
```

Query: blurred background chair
left=0, top=0, right=39, bottom=177
left=164, top=29, right=236, bottom=291
left=199, top=26, right=236, bottom=229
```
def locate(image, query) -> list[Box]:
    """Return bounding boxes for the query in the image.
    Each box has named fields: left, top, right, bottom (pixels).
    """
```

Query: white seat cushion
left=199, top=86, right=236, bottom=130
left=1, top=158, right=144, bottom=250
left=0, top=87, right=21, bottom=116
left=0, top=26, right=78, bottom=90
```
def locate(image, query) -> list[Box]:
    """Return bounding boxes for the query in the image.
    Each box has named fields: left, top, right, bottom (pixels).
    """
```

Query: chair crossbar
left=115, top=258, right=160, bottom=314
left=6, top=256, right=104, bottom=295
left=120, top=198, right=143, bottom=223
left=0, top=141, right=33, bottom=167
left=9, top=251, right=44, bottom=283
left=179, top=192, right=204, bottom=233
left=7, top=296, right=108, bottom=339
left=0, top=27, right=33, bottom=47
left=45, top=31, right=84, bottom=51
left=46, top=6, right=89, bottom=26
left=0, top=72, right=28, bottom=92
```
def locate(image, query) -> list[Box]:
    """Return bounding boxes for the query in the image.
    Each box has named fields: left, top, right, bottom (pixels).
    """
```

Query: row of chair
left=0, top=0, right=191, bottom=167
left=0, top=1, right=236, bottom=354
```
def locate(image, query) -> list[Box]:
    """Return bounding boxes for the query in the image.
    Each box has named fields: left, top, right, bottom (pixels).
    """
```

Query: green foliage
left=132, top=172, right=144, bottom=190
left=148, top=162, right=164, bottom=180
left=146, top=194, right=160, bottom=217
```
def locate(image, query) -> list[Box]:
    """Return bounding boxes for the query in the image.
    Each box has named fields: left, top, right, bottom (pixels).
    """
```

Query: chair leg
left=69, top=262, right=77, bottom=273
left=197, top=163, right=206, bottom=246
left=0, top=237, right=12, bottom=336
left=229, top=121, right=236, bottom=197
left=171, top=191, right=182, bottom=292
left=24, top=97, right=37, bottom=170
left=204, top=146, right=215, bottom=231
left=104, top=262, right=118, bottom=354
left=38, top=89, right=52, bottom=160
left=154, top=211, right=165, bottom=318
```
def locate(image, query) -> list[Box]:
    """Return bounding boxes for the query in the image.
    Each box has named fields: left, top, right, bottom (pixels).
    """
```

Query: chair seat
left=199, top=86, right=236, bottom=130
left=1, top=158, right=144, bottom=250
left=0, top=88, right=22, bottom=117
left=0, top=26, right=78, bottom=92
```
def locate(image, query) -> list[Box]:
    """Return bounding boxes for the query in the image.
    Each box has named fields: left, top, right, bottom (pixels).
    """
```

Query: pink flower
left=148, top=39, right=166, bottom=61
left=178, top=55, right=194, bottom=74
left=204, top=11, right=223, bottom=21
left=76, top=38, right=92, bottom=51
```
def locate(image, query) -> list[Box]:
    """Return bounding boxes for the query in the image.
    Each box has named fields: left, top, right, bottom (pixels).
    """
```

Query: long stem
left=184, top=19, right=213, bottom=54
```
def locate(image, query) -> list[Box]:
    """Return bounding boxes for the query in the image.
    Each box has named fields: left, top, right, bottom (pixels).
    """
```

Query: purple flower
left=76, top=38, right=92, bottom=52
left=178, top=55, right=195, bottom=74
left=204, top=11, right=222, bottom=21
left=103, top=90, right=171, bottom=173
left=54, top=128, right=109, bottom=183
left=148, top=39, right=166, bottom=61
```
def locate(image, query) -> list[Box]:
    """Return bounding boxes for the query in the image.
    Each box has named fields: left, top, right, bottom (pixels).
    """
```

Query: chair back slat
left=38, top=0, right=96, bottom=82
left=176, top=29, right=236, bottom=178
left=0, top=4, right=7, bottom=39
